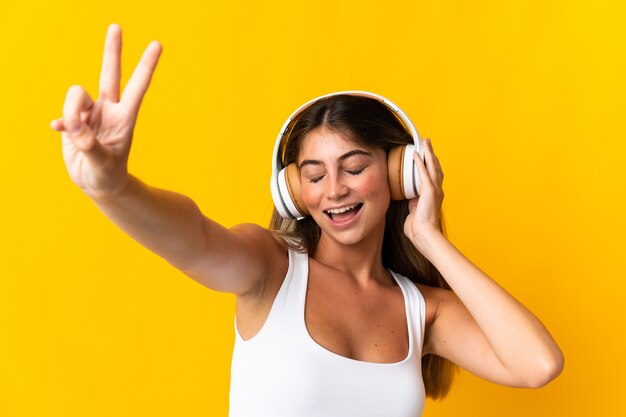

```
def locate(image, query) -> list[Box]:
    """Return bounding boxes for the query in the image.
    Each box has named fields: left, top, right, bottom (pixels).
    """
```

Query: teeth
left=326, top=204, right=359, bottom=214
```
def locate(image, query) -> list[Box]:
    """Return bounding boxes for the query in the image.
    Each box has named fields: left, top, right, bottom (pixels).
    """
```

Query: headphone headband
left=270, top=90, right=423, bottom=219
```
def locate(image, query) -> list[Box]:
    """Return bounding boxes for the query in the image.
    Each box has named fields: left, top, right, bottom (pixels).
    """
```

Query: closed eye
left=346, top=168, right=364, bottom=176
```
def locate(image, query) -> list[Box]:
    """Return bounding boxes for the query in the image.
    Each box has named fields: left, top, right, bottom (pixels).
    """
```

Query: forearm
left=90, top=174, right=208, bottom=271
left=416, top=232, right=564, bottom=383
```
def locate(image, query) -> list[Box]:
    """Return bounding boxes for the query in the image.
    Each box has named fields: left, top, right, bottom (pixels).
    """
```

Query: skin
left=52, top=24, right=564, bottom=389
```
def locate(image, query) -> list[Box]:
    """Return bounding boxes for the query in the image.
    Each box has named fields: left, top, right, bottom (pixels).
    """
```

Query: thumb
left=407, top=197, right=418, bottom=213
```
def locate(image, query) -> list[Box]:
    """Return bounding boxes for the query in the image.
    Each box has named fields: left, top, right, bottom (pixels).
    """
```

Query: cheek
left=362, top=168, right=390, bottom=199
left=300, top=183, right=321, bottom=209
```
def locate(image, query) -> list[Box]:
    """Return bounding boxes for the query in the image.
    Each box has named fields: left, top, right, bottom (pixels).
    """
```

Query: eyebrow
left=298, top=149, right=372, bottom=168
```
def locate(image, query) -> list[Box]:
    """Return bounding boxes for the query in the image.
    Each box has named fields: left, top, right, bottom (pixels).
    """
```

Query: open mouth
left=324, top=203, right=363, bottom=221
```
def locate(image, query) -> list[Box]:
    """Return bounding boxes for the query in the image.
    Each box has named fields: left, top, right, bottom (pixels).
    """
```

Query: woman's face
left=297, top=127, right=390, bottom=247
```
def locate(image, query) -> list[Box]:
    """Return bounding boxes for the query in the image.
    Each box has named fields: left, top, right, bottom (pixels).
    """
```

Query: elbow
left=524, top=350, right=565, bottom=388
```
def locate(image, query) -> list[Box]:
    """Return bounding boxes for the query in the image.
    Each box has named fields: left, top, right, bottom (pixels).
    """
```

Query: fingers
left=121, top=40, right=162, bottom=114
left=61, top=85, right=108, bottom=164
left=421, top=138, right=444, bottom=187
left=428, top=139, right=444, bottom=181
left=99, top=23, right=122, bottom=102
left=413, top=146, right=433, bottom=196
left=63, top=85, right=95, bottom=132
left=50, top=118, right=64, bottom=131
left=413, top=138, right=444, bottom=196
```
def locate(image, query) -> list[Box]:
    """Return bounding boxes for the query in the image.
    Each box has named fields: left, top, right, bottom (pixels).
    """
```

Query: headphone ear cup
left=388, top=145, right=407, bottom=200
left=284, top=163, right=309, bottom=217
left=388, top=144, right=419, bottom=200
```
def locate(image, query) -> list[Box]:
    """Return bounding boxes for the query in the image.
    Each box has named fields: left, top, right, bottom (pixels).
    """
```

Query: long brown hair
left=269, top=94, right=458, bottom=400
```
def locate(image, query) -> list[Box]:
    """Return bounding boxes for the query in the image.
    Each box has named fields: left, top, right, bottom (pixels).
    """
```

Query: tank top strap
left=389, top=270, right=427, bottom=355
left=240, top=246, right=308, bottom=342
left=233, top=246, right=309, bottom=342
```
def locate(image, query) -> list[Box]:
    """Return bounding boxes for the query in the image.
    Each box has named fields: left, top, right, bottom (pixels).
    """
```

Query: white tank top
left=229, top=248, right=427, bottom=417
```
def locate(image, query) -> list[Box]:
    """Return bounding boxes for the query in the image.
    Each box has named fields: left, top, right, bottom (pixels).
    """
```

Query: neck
left=312, top=227, right=391, bottom=288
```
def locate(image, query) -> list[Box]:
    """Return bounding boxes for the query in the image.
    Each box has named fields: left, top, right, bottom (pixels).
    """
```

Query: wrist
left=410, top=228, right=446, bottom=256
left=88, top=172, right=136, bottom=203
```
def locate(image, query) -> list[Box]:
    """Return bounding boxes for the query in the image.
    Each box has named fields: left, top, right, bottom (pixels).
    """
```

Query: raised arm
left=51, top=24, right=281, bottom=296
left=405, top=139, right=564, bottom=388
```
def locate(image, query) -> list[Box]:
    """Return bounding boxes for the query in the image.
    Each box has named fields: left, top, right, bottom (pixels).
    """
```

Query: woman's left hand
left=404, top=138, right=446, bottom=250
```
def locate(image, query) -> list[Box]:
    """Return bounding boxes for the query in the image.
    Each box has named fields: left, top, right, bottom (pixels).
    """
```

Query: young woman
left=51, top=24, right=564, bottom=417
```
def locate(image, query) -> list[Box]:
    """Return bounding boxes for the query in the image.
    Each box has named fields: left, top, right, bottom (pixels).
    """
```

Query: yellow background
left=1, top=1, right=624, bottom=416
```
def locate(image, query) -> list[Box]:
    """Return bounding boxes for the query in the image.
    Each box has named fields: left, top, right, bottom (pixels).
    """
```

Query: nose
left=327, top=173, right=349, bottom=200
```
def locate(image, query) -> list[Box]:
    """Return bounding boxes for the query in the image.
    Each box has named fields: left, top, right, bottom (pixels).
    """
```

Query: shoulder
left=232, top=226, right=292, bottom=327
left=230, top=223, right=290, bottom=297
left=230, top=223, right=287, bottom=250
left=229, top=223, right=293, bottom=262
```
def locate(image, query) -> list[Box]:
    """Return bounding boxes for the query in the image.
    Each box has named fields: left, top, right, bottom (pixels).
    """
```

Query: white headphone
left=270, top=90, right=425, bottom=220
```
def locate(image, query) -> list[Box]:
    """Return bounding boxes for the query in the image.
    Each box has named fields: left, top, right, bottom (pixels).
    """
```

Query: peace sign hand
left=404, top=138, right=446, bottom=251
left=50, top=24, right=162, bottom=200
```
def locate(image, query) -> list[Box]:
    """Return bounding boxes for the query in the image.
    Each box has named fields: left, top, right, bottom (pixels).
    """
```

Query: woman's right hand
left=50, top=24, right=162, bottom=200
